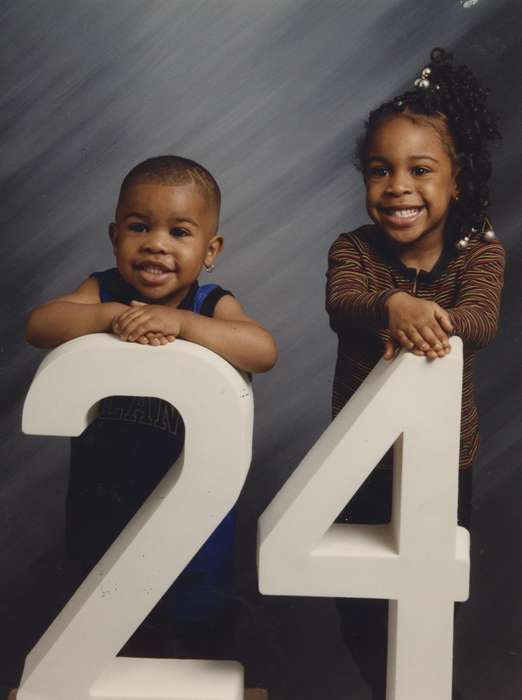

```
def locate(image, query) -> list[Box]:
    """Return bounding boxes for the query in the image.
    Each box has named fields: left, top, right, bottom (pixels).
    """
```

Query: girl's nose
left=386, top=172, right=413, bottom=196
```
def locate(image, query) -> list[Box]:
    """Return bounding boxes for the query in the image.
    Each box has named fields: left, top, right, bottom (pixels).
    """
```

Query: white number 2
left=19, top=333, right=254, bottom=700
left=258, top=337, right=470, bottom=700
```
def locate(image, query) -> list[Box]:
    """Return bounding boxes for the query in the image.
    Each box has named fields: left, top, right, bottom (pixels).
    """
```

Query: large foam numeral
left=258, top=337, right=469, bottom=700
left=19, top=333, right=254, bottom=700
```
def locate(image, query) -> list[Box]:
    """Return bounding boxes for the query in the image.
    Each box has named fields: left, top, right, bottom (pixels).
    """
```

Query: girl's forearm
left=26, top=301, right=126, bottom=348
left=178, top=311, right=277, bottom=374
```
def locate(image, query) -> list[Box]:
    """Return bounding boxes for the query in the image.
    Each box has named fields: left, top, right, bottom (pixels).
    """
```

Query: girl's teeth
left=390, top=208, right=419, bottom=218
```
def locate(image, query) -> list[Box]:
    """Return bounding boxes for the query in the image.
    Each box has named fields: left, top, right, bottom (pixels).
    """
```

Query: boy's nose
left=141, top=229, right=171, bottom=253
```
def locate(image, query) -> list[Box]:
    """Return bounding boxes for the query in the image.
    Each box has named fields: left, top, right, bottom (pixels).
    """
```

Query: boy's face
left=109, top=181, right=223, bottom=305
left=364, top=116, right=458, bottom=250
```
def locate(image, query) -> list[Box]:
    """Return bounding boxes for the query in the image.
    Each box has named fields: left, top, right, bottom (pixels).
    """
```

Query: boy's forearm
left=26, top=301, right=126, bottom=348
left=178, top=311, right=277, bottom=373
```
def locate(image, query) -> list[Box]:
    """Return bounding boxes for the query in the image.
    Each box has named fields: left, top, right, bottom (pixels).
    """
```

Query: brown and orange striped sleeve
left=326, top=233, right=399, bottom=332
left=446, top=239, right=505, bottom=349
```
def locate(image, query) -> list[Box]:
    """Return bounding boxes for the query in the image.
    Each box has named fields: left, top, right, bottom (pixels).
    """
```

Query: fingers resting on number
left=135, top=332, right=176, bottom=346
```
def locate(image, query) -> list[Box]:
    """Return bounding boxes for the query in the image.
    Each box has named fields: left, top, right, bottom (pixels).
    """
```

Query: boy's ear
left=108, top=223, right=118, bottom=252
left=205, top=234, right=224, bottom=266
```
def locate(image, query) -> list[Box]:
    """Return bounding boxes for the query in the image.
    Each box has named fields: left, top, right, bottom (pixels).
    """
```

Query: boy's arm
left=326, top=234, right=399, bottom=332
left=185, top=294, right=277, bottom=373
left=26, top=277, right=128, bottom=348
left=445, top=240, right=505, bottom=350
left=113, top=295, right=278, bottom=374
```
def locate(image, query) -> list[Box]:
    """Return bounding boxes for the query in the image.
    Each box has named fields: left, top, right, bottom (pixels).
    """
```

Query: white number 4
left=258, top=337, right=470, bottom=700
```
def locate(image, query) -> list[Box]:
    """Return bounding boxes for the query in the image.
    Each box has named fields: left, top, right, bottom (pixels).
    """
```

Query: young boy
left=26, top=155, right=277, bottom=650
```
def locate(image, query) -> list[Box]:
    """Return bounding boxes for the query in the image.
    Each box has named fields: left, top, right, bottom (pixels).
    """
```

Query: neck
left=396, top=228, right=446, bottom=272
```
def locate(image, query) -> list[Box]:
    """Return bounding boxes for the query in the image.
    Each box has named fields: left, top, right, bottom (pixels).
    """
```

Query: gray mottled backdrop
left=1, top=1, right=521, bottom=698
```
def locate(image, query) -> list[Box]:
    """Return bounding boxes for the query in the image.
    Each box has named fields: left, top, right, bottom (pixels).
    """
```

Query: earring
left=204, top=263, right=215, bottom=273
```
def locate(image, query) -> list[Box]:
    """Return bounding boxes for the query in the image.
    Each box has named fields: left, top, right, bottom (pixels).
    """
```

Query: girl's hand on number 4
left=384, top=292, right=454, bottom=361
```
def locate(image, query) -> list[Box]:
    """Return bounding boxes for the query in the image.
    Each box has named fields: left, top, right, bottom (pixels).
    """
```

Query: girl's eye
left=170, top=227, right=188, bottom=237
left=128, top=222, right=148, bottom=233
left=413, top=166, right=431, bottom=176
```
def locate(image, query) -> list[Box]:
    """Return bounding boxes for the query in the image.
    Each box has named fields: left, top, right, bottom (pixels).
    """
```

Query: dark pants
left=335, top=467, right=472, bottom=700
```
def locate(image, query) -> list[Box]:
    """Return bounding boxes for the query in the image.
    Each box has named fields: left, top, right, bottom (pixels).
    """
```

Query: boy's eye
left=366, top=166, right=390, bottom=178
left=170, top=227, right=189, bottom=237
left=128, top=222, right=148, bottom=233
left=412, top=166, right=431, bottom=176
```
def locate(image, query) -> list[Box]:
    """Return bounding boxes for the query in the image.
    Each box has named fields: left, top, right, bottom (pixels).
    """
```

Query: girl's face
left=364, top=115, right=458, bottom=250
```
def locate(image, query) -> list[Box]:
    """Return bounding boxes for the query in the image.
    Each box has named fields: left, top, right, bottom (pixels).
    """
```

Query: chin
left=374, top=220, right=425, bottom=245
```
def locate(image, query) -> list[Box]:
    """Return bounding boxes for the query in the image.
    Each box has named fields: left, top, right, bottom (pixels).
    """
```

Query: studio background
left=1, top=1, right=521, bottom=698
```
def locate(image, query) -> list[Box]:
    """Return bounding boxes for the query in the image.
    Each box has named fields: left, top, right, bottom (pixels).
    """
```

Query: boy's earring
left=204, top=263, right=215, bottom=273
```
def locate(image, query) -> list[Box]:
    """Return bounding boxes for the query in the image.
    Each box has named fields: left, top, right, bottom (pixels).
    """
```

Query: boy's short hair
left=119, top=155, right=221, bottom=222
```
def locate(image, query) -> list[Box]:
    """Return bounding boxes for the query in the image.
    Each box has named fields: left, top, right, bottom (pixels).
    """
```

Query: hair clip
left=456, top=217, right=497, bottom=250
left=414, top=67, right=432, bottom=89
left=455, top=235, right=470, bottom=250
left=414, top=66, right=440, bottom=90
left=481, top=215, right=496, bottom=242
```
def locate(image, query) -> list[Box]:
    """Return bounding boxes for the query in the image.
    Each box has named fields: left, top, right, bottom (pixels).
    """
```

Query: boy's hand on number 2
left=384, top=292, right=453, bottom=360
left=112, top=301, right=180, bottom=346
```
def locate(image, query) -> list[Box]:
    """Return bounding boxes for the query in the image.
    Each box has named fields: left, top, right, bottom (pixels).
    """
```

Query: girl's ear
left=108, top=223, right=118, bottom=252
left=205, top=234, right=224, bottom=267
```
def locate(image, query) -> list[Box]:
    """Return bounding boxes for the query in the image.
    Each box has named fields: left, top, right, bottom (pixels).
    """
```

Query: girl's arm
left=26, top=277, right=128, bottom=348
left=113, top=295, right=278, bottom=374
left=445, top=239, right=505, bottom=349
left=326, top=232, right=452, bottom=358
left=326, top=233, right=399, bottom=332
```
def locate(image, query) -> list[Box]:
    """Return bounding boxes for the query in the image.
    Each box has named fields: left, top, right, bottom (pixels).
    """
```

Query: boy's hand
left=385, top=292, right=453, bottom=360
left=113, top=301, right=182, bottom=344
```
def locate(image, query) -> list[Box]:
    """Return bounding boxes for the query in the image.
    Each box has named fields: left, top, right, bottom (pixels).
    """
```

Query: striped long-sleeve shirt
left=326, top=225, right=505, bottom=469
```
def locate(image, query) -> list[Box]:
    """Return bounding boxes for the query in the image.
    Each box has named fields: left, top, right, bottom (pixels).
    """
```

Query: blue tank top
left=67, top=268, right=235, bottom=623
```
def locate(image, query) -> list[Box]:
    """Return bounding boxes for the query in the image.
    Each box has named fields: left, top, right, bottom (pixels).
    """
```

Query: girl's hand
left=112, top=301, right=182, bottom=343
left=385, top=292, right=453, bottom=360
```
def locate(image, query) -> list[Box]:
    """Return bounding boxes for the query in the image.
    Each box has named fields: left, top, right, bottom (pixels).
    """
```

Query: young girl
left=326, top=49, right=505, bottom=699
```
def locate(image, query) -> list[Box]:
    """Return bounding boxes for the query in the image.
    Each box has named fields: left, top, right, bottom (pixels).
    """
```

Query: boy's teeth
left=144, top=265, right=166, bottom=275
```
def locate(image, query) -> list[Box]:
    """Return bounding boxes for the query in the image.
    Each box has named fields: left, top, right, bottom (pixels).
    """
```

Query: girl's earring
left=204, top=263, right=215, bottom=273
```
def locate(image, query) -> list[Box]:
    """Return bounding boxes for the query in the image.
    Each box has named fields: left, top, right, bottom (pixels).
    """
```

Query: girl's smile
left=364, top=115, right=458, bottom=257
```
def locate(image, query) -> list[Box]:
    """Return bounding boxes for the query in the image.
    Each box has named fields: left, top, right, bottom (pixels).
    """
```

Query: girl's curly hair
left=356, top=48, right=501, bottom=233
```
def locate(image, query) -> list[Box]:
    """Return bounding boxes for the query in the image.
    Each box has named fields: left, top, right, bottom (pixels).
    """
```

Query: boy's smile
left=109, top=182, right=222, bottom=305
left=364, top=115, right=458, bottom=254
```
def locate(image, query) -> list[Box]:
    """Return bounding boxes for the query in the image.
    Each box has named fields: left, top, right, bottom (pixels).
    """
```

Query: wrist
left=102, top=302, right=127, bottom=330
left=384, top=290, right=409, bottom=312
left=174, top=309, right=191, bottom=337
